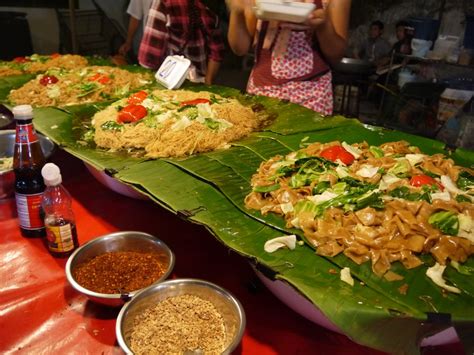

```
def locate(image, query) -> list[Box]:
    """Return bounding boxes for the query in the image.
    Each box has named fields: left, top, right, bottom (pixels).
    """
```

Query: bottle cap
left=12, top=105, right=34, bottom=120
left=41, top=163, right=62, bottom=186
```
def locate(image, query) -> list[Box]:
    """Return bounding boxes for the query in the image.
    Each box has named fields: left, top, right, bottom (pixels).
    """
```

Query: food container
left=254, top=0, right=316, bottom=23
left=155, top=55, right=191, bottom=90
left=116, top=278, right=246, bottom=355
left=65, top=231, right=175, bottom=307
left=0, top=129, right=55, bottom=199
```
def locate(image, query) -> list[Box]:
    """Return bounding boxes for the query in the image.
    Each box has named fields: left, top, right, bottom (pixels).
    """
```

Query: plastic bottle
left=13, top=104, right=46, bottom=238
left=41, top=163, right=79, bottom=257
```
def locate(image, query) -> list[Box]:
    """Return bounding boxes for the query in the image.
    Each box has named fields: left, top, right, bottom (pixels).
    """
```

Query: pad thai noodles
left=0, top=54, right=88, bottom=77
left=89, top=89, right=270, bottom=158
left=245, top=140, right=474, bottom=282
left=8, top=66, right=152, bottom=107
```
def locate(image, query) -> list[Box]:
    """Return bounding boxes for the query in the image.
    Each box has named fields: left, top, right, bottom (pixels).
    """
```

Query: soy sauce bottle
left=41, top=163, right=79, bottom=257
left=13, top=105, right=46, bottom=238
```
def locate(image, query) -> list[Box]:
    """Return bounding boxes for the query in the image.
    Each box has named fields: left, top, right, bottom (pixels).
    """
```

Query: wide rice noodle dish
left=8, top=66, right=152, bottom=107
left=245, top=140, right=474, bottom=282
left=91, top=89, right=268, bottom=158
left=0, top=54, right=87, bottom=77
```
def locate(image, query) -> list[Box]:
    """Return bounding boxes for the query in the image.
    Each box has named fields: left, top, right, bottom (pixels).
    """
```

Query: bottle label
left=46, top=224, right=75, bottom=252
left=15, top=192, right=44, bottom=229
left=16, top=123, right=39, bottom=144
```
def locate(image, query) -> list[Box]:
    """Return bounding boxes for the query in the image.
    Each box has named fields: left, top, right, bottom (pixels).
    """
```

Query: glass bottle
left=13, top=104, right=46, bottom=238
left=41, top=163, right=79, bottom=257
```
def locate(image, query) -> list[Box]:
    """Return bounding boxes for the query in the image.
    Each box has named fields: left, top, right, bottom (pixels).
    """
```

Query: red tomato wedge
left=128, top=91, right=148, bottom=104
left=117, top=104, right=147, bottom=123
left=13, top=56, right=29, bottom=63
left=89, top=73, right=110, bottom=84
left=320, top=145, right=355, bottom=165
left=50, top=53, right=61, bottom=59
left=39, top=75, right=59, bottom=86
left=180, top=98, right=210, bottom=106
left=410, top=175, right=444, bottom=190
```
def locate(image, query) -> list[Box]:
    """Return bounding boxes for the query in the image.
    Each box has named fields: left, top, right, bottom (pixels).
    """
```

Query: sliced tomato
left=88, top=73, right=110, bottom=84
left=180, top=98, right=210, bottom=106
left=39, top=75, right=59, bottom=86
left=410, top=175, right=444, bottom=190
left=13, top=56, right=30, bottom=63
left=128, top=90, right=148, bottom=104
left=337, top=150, right=355, bottom=165
left=117, top=104, right=147, bottom=123
left=50, top=53, right=61, bottom=59
left=320, top=145, right=355, bottom=165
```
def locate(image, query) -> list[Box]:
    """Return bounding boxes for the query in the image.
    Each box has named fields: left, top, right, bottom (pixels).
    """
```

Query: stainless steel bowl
left=116, top=278, right=246, bottom=355
left=0, top=129, right=55, bottom=199
left=65, top=231, right=175, bottom=307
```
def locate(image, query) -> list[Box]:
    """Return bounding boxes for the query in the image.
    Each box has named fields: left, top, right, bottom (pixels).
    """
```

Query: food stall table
left=0, top=150, right=465, bottom=354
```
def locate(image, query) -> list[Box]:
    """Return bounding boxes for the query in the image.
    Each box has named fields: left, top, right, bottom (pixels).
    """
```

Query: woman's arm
left=308, top=0, right=352, bottom=65
left=227, top=1, right=257, bottom=56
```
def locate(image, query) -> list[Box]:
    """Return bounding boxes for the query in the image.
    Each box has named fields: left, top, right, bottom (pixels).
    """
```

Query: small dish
left=254, top=0, right=316, bottom=23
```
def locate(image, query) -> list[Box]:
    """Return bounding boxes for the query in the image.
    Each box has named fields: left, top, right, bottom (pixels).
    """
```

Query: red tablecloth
left=0, top=150, right=465, bottom=354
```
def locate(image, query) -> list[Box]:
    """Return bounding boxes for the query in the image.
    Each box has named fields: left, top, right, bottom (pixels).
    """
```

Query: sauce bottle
left=13, top=105, right=46, bottom=238
left=41, top=163, right=79, bottom=257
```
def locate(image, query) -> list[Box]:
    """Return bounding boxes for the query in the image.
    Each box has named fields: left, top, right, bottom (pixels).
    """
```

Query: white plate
left=84, top=163, right=149, bottom=200
left=253, top=267, right=459, bottom=347
left=255, top=0, right=315, bottom=23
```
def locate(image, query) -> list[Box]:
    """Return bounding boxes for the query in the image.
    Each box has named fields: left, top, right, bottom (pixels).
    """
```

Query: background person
left=355, top=20, right=391, bottom=67
left=119, top=0, right=154, bottom=59
left=226, top=0, right=352, bottom=115
left=138, top=0, right=225, bottom=85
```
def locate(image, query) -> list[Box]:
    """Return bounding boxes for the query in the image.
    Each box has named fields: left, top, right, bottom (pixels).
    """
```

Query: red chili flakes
left=73, top=251, right=168, bottom=294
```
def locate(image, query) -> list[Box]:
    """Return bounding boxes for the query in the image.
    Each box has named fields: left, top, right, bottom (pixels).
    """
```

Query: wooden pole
left=69, top=0, right=78, bottom=53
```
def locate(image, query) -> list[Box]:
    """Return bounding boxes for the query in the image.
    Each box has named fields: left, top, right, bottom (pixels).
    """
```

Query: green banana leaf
left=29, top=87, right=474, bottom=354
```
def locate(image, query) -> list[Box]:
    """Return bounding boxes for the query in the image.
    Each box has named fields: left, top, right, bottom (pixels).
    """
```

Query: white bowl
left=253, top=267, right=459, bottom=348
left=255, top=0, right=316, bottom=23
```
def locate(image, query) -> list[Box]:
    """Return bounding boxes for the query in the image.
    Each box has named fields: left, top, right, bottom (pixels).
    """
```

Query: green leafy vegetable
left=369, top=146, right=384, bottom=158
left=456, top=195, right=472, bottom=203
left=254, top=184, right=281, bottom=193
left=313, top=181, right=331, bottom=194
left=77, top=82, right=99, bottom=97
left=100, top=121, right=123, bottom=131
left=457, top=171, right=474, bottom=191
left=387, top=159, right=411, bottom=178
left=389, top=186, right=431, bottom=202
left=428, top=211, right=459, bottom=236
left=451, top=261, right=474, bottom=275
left=204, top=118, right=220, bottom=130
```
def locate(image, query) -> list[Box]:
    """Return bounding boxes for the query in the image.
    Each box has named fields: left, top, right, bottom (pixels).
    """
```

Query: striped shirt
left=138, top=0, right=224, bottom=77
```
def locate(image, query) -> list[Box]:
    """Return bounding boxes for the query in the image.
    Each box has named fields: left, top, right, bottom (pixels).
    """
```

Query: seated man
left=392, top=20, right=412, bottom=56
left=356, top=20, right=391, bottom=67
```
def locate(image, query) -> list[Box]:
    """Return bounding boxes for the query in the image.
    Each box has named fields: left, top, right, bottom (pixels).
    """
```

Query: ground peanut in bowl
left=130, top=294, right=226, bottom=354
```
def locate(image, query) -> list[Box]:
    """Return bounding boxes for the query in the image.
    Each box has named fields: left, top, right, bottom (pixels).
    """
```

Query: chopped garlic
left=340, top=267, right=354, bottom=286
left=264, top=235, right=297, bottom=253
left=356, top=165, right=379, bottom=178
left=342, top=142, right=362, bottom=158
left=426, top=263, right=461, bottom=294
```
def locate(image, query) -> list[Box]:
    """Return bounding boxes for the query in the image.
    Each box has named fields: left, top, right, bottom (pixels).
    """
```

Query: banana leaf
left=30, top=89, right=474, bottom=354
left=0, top=74, right=35, bottom=101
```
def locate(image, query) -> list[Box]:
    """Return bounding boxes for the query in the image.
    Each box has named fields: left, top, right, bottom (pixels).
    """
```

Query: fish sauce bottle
left=13, top=105, right=46, bottom=237
left=41, top=163, right=79, bottom=257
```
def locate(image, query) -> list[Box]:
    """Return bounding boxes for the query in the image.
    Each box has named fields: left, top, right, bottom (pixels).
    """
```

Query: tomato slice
left=39, top=75, right=59, bottom=86
left=98, top=75, right=110, bottom=84
left=117, top=104, right=147, bottom=123
left=13, top=56, right=30, bottom=63
left=128, top=90, right=148, bottom=104
left=88, top=73, right=101, bottom=81
left=410, top=175, right=444, bottom=190
left=320, top=145, right=354, bottom=165
left=50, top=53, right=61, bottom=59
left=180, top=98, right=210, bottom=106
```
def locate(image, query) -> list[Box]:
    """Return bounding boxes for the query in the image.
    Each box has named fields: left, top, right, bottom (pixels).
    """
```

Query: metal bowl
left=0, top=129, right=55, bottom=199
left=65, top=231, right=175, bottom=307
left=116, top=278, right=246, bottom=355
